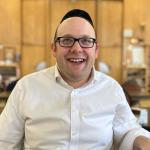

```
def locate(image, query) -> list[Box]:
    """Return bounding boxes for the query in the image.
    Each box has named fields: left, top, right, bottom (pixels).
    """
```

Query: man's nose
left=70, top=41, right=82, bottom=53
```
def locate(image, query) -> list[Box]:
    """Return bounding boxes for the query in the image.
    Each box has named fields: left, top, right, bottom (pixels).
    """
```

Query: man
left=0, top=9, right=150, bottom=150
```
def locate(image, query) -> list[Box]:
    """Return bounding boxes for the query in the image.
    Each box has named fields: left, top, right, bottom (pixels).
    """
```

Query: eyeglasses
left=55, top=37, right=96, bottom=48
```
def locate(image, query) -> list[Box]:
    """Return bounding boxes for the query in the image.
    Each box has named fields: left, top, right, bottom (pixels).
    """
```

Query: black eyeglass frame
left=55, top=37, right=97, bottom=48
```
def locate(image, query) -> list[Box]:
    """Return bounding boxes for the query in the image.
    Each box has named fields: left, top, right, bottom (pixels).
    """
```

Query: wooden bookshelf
left=122, top=40, right=150, bottom=93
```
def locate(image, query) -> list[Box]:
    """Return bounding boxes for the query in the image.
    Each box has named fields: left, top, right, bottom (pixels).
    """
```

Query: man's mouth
left=67, top=58, right=85, bottom=63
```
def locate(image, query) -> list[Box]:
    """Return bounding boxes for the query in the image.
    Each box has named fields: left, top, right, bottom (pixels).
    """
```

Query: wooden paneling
left=22, top=0, right=49, bottom=75
left=100, top=47, right=122, bottom=82
left=124, top=0, right=150, bottom=44
left=0, top=0, right=21, bottom=51
left=96, top=0, right=123, bottom=82
left=22, top=45, right=45, bottom=75
left=22, top=0, right=48, bottom=45
left=0, top=0, right=20, bottom=44
left=97, top=0, right=123, bottom=47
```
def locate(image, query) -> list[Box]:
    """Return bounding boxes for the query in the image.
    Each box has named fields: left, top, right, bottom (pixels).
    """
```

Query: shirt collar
left=54, top=64, right=98, bottom=88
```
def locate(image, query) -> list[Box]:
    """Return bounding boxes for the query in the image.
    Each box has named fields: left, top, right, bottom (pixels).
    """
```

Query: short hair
left=54, top=9, right=94, bottom=41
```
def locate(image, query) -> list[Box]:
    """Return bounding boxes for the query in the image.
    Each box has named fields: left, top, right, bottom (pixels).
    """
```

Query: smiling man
left=0, top=9, right=150, bottom=150
left=52, top=15, right=98, bottom=88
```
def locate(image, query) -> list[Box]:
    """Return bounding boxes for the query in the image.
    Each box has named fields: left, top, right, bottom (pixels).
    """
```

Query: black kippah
left=60, top=9, right=94, bottom=27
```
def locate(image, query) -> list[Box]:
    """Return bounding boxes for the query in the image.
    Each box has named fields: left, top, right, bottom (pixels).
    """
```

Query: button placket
left=70, top=90, right=80, bottom=150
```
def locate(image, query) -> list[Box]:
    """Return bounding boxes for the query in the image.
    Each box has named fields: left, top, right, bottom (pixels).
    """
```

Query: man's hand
left=133, top=136, right=150, bottom=150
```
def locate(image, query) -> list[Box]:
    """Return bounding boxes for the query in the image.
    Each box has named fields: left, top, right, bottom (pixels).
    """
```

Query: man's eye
left=81, top=38, right=93, bottom=44
left=62, top=38, right=73, bottom=43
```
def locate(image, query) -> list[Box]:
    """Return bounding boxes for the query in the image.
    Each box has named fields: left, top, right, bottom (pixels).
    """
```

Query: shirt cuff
left=119, top=128, right=150, bottom=150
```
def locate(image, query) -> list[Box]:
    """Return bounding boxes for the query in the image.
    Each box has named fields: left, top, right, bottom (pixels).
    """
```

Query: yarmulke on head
left=60, top=9, right=94, bottom=27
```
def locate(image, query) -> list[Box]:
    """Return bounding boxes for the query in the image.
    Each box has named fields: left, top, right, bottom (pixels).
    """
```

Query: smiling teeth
left=69, top=58, right=84, bottom=62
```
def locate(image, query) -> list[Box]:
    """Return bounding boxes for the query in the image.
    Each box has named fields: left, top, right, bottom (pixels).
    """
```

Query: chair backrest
left=122, top=79, right=142, bottom=106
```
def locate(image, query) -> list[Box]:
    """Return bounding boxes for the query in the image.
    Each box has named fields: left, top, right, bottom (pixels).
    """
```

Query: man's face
left=52, top=17, right=99, bottom=83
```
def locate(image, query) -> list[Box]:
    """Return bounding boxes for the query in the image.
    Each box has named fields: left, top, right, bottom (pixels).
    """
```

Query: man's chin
left=69, top=72, right=88, bottom=81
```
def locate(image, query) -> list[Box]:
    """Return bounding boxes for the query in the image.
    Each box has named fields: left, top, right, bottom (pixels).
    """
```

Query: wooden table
left=129, top=92, right=150, bottom=128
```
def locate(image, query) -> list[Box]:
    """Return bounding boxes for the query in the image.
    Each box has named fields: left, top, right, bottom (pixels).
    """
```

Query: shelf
left=124, top=64, right=147, bottom=69
left=123, top=42, right=150, bottom=93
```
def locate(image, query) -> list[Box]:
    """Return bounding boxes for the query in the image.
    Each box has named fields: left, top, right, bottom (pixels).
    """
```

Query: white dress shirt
left=0, top=66, right=149, bottom=150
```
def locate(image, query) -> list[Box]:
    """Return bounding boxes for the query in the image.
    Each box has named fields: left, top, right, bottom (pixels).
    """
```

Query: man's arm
left=0, top=82, right=24, bottom=149
left=133, top=136, right=150, bottom=150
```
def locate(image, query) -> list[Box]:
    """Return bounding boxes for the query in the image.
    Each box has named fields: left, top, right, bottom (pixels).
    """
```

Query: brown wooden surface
left=22, top=0, right=49, bottom=75
left=0, top=0, right=21, bottom=58
left=99, top=47, right=122, bottom=82
left=22, top=45, right=45, bottom=75
left=130, top=92, right=150, bottom=100
left=0, top=0, right=21, bottom=45
left=97, top=0, right=123, bottom=47
left=124, top=0, right=150, bottom=45
left=22, top=0, right=47, bottom=45
left=97, top=0, right=123, bottom=82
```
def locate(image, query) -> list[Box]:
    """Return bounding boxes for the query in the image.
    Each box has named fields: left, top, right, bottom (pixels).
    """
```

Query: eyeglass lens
left=57, top=37, right=96, bottom=48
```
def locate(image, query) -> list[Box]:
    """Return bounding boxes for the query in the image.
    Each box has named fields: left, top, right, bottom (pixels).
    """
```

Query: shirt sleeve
left=119, top=128, right=150, bottom=150
left=0, top=81, right=25, bottom=149
left=112, top=82, right=150, bottom=150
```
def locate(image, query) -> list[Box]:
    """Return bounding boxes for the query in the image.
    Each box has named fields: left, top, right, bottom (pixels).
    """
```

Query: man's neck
left=67, top=76, right=90, bottom=89
left=56, top=66, right=94, bottom=89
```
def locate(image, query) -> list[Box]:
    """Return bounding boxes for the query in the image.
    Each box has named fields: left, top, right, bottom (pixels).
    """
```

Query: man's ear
left=51, top=43, right=56, bottom=57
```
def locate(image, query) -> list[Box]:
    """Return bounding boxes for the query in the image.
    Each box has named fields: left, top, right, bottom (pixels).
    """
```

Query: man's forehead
left=59, top=17, right=93, bottom=26
left=57, top=17, right=95, bottom=36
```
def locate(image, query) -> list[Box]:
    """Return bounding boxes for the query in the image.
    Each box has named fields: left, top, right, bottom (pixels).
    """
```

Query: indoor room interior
left=0, top=0, right=150, bottom=129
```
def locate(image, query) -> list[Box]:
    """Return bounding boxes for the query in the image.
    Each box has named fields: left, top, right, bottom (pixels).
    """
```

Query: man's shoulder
left=94, top=70, right=121, bottom=88
left=95, top=70, right=116, bottom=82
left=25, top=66, right=54, bottom=77
left=19, top=66, right=55, bottom=84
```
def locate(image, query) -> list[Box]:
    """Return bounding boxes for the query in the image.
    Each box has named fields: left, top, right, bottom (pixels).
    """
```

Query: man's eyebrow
left=59, top=34, right=95, bottom=38
left=58, top=34, right=73, bottom=37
